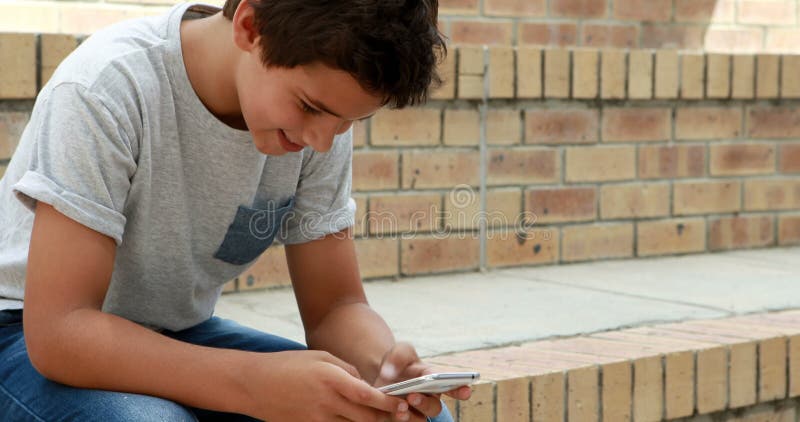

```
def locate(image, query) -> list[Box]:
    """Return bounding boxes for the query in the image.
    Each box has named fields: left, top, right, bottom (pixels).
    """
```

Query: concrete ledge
left=432, top=310, right=800, bottom=422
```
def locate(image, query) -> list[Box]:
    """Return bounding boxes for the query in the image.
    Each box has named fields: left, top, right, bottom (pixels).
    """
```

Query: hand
left=372, top=342, right=473, bottom=422
left=244, top=350, right=410, bottom=422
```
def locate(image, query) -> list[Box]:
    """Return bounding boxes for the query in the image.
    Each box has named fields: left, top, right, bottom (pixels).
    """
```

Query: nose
left=303, top=116, right=353, bottom=152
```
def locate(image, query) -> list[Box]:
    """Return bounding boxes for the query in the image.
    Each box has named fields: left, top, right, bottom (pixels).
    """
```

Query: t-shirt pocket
left=213, top=197, right=295, bottom=266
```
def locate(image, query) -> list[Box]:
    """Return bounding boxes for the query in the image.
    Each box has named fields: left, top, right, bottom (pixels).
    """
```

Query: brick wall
left=1, top=34, right=799, bottom=293
left=5, top=0, right=800, bottom=54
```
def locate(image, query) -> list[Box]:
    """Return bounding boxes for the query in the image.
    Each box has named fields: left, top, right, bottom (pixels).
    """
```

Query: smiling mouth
left=278, top=129, right=304, bottom=152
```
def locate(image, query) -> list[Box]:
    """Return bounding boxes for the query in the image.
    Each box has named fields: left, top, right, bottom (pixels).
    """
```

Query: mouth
left=278, top=129, right=305, bottom=152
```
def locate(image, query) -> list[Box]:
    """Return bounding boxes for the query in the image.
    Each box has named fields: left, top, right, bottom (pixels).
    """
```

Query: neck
left=180, top=13, right=247, bottom=130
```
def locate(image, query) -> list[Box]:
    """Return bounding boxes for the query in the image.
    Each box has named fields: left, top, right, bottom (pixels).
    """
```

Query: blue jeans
left=0, top=310, right=454, bottom=422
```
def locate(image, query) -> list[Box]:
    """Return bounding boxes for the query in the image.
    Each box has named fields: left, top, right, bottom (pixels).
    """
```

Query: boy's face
left=235, top=57, right=383, bottom=156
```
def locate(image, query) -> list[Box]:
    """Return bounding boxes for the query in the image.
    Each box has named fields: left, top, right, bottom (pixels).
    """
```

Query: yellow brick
left=732, top=55, right=755, bottom=99
left=41, top=34, right=78, bottom=88
left=730, top=342, right=758, bottom=408
left=430, top=50, right=456, bottom=100
left=782, top=55, right=800, bottom=99
left=544, top=49, right=570, bottom=98
left=239, top=245, right=290, bottom=290
left=221, top=279, right=236, bottom=293
left=371, top=108, right=441, bottom=146
left=402, top=150, right=480, bottom=189
left=633, top=356, right=663, bottom=422
left=562, top=223, right=634, bottom=262
left=459, top=46, right=485, bottom=75
left=487, top=109, right=522, bottom=145
left=0, top=112, right=30, bottom=161
left=488, top=147, right=559, bottom=185
left=354, top=237, right=399, bottom=279
left=601, top=362, right=632, bottom=422
left=368, top=193, right=441, bottom=234
left=0, top=164, right=6, bottom=179
left=655, top=49, right=679, bottom=99
left=697, top=347, right=728, bottom=414
left=744, top=179, right=800, bottom=211
left=637, top=218, right=706, bottom=256
left=664, top=351, right=695, bottom=419
left=517, top=47, right=542, bottom=98
left=353, top=195, right=367, bottom=236
left=601, top=49, right=626, bottom=99
left=707, top=54, right=730, bottom=98
left=489, top=46, right=514, bottom=98
left=496, top=377, right=530, bottom=422
left=572, top=49, right=598, bottom=99
left=0, top=3, right=59, bottom=33
left=444, top=109, right=480, bottom=146
left=600, top=183, right=670, bottom=219
left=709, top=143, right=776, bottom=176
left=757, top=54, right=780, bottom=99
left=459, top=381, right=495, bottom=422
left=568, top=366, right=599, bottom=422
left=681, top=53, right=705, bottom=99
left=458, top=74, right=485, bottom=99
left=791, top=336, right=800, bottom=397
left=0, top=34, right=36, bottom=99
left=673, top=181, right=741, bottom=215
left=352, top=150, right=399, bottom=191
left=532, top=372, right=565, bottom=422
left=565, top=146, right=636, bottom=182
left=675, top=106, right=742, bottom=140
left=628, top=49, right=653, bottom=100
left=759, top=337, right=788, bottom=402
left=487, top=228, right=559, bottom=268
left=444, top=188, right=520, bottom=230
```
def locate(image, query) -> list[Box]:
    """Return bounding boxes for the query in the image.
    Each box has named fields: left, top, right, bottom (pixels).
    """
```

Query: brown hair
left=222, top=0, right=446, bottom=108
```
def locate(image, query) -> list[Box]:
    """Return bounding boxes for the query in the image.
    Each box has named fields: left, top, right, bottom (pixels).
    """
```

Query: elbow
left=23, top=324, right=63, bottom=382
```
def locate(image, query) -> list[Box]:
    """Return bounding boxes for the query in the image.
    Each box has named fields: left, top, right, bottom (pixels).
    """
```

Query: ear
left=231, top=0, right=259, bottom=53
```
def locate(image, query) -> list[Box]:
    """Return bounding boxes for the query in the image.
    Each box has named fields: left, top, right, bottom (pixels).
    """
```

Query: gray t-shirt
left=0, top=3, right=356, bottom=331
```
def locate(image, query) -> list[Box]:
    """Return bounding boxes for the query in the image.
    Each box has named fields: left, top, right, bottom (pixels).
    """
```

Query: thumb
left=374, top=342, right=419, bottom=386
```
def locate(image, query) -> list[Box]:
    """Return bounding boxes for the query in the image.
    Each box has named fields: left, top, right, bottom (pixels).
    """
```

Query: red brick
left=352, top=151, right=399, bottom=191
left=637, top=218, right=706, bottom=256
left=703, top=27, right=764, bottom=53
left=486, top=228, right=559, bottom=267
left=673, top=181, right=742, bottom=215
left=518, top=23, right=577, bottom=46
left=614, top=0, right=672, bottom=22
left=439, top=0, right=480, bottom=14
left=709, top=216, right=775, bottom=251
left=488, top=147, right=559, bottom=185
left=565, top=146, right=636, bottom=182
left=600, top=183, right=670, bottom=219
left=484, top=0, right=545, bottom=17
left=368, top=193, right=441, bottom=235
left=641, top=25, right=706, bottom=50
left=766, top=28, right=800, bottom=53
left=371, top=108, right=441, bottom=146
left=0, top=112, right=29, bottom=160
left=779, top=214, right=800, bottom=245
left=602, top=107, right=671, bottom=142
left=744, top=179, right=800, bottom=211
left=562, top=223, right=634, bottom=262
left=638, top=145, right=706, bottom=179
left=580, top=24, right=638, bottom=48
left=675, top=107, right=742, bottom=140
left=401, top=235, right=479, bottom=275
left=524, top=109, right=599, bottom=145
left=444, top=188, right=520, bottom=230
left=355, top=237, right=399, bottom=279
left=675, top=0, right=735, bottom=23
left=748, top=107, right=800, bottom=139
left=710, top=143, right=776, bottom=176
left=739, top=0, right=796, bottom=25
left=779, top=143, right=800, bottom=173
left=401, top=150, right=480, bottom=189
left=550, top=0, right=607, bottom=18
left=525, top=187, right=596, bottom=224
left=450, top=19, right=513, bottom=45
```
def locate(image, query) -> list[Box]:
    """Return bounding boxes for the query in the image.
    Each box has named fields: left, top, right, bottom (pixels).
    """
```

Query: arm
left=24, top=203, right=405, bottom=421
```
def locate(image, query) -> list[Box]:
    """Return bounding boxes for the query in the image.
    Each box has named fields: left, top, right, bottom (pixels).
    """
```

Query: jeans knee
left=99, top=393, right=197, bottom=422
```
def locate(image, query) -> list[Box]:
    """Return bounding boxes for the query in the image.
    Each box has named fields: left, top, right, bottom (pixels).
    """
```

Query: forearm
left=305, top=302, right=395, bottom=384
left=27, top=308, right=258, bottom=416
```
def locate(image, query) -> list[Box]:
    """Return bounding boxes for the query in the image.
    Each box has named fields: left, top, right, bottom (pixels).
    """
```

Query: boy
left=0, top=0, right=471, bottom=420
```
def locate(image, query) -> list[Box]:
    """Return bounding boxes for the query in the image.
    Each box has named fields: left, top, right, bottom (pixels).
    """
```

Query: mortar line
left=480, top=45, right=489, bottom=272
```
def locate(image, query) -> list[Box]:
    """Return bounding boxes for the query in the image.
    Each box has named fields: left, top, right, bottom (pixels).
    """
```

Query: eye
left=301, top=102, right=322, bottom=115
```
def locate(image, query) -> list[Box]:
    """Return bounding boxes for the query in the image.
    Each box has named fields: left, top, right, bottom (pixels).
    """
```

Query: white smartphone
left=378, top=372, right=480, bottom=396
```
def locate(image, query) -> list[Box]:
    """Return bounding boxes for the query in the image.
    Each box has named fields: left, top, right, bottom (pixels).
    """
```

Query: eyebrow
left=306, top=96, right=376, bottom=122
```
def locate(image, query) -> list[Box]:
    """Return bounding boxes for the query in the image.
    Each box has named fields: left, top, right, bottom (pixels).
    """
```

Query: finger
left=375, top=342, right=420, bottom=385
left=336, top=374, right=408, bottom=415
left=335, top=391, right=391, bottom=422
left=444, top=385, right=472, bottom=400
left=406, top=393, right=442, bottom=418
left=315, top=350, right=362, bottom=379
